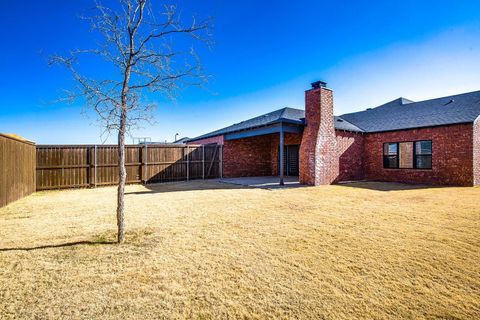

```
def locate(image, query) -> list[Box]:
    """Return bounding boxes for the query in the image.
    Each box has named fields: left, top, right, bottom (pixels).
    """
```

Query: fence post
left=186, top=145, right=190, bottom=181
left=202, top=145, right=205, bottom=179
left=94, top=145, right=97, bottom=187
left=143, top=142, right=148, bottom=184
left=88, top=147, right=92, bottom=187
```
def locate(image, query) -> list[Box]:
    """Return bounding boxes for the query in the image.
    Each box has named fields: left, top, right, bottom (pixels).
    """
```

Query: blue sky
left=1, top=0, right=480, bottom=144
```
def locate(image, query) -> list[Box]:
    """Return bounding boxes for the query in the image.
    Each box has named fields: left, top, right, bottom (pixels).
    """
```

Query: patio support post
left=279, top=125, right=284, bottom=185
left=220, top=145, right=223, bottom=179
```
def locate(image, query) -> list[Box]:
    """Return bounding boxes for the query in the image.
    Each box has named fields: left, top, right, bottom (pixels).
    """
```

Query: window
left=414, top=140, right=432, bottom=169
left=383, top=140, right=432, bottom=169
left=383, top=143, right=398, bottom=168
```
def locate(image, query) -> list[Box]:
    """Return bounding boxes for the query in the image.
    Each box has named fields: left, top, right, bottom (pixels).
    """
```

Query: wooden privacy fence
left=36, top=144, right=223, bottom=190
left=0, top=134, right=36, bottom=207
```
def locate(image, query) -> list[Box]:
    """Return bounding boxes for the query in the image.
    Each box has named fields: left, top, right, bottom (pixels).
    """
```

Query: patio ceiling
left=224, top=122, right=303, bottom=141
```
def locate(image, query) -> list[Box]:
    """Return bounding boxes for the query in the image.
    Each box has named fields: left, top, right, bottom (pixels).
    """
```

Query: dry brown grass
left=0, top=180, right=479, bottom=319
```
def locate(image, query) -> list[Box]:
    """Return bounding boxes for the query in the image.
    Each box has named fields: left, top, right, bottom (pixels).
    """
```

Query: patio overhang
left=224, top=121, right=303, bottom=141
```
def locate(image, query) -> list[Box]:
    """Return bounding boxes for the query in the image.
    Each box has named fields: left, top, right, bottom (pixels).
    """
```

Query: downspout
left=474, top=115, right=480, bottom=186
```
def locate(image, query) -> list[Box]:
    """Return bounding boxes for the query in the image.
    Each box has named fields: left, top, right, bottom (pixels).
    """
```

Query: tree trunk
left=116, top=110, right=127, bottom=244
left=117, top=20, right=135, bottom=244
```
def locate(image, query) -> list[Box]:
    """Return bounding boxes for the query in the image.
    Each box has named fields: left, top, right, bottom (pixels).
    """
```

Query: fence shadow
left=126, top=179, right=250, bottom=195
left=0, top=240, right=116, bottom=252
left=338, top=180, right=448, bottom=192
left=145, top=144, right=222, bottom=183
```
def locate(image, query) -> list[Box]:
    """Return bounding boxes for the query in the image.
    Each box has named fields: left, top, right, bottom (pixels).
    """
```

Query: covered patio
left=187, top=107, right=306, bottom=186
left=222, top=121, right=304, bottom=185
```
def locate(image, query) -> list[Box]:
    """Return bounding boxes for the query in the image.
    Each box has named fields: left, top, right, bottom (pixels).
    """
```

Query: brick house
left=188, top=81, right=480, bottom=186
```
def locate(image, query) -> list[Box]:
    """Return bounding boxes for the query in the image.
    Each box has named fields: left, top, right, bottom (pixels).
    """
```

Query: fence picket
left=0, top=134, right=36, bottom=207
left=34, top=144, right=222, bottom=190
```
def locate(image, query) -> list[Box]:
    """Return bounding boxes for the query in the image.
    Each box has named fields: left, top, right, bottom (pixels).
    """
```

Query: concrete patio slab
left=219, top=176, right=302, bottom=189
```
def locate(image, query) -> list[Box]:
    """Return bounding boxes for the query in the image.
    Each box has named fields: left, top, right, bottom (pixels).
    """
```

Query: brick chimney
left=299, top=81, right=339, bottom=185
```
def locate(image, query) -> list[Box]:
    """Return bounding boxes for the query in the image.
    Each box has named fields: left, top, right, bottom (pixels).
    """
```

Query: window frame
left=413, top=140, right=432, bottom=169
left=382, top=140, right=432, bottom=170
left=383, top=142, right=399, bottom=169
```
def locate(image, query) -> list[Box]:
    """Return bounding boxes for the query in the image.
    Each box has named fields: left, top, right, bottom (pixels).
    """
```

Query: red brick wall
left=223, top=135, right=274, bottom=177
left=474, top=116, right=480, bottom=186
left=221, top=132, right=303, bottom=178
left=363, top=124, right=474, bottom=186
left=187, top=135, right=224, bottom=145
left=299, top=86, right=339, bottom=185
left=336, top=130, right=365, bottom=181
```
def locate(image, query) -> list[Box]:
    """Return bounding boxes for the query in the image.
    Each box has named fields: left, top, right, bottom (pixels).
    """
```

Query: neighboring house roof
left=340, top=91, right=480, bottom=133
left=189, top=90, right=480, bottom=141
left=173, top=137, right=190, bottom=144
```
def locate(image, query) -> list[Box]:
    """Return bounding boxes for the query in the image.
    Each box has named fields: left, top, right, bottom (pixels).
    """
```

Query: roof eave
left=364, top=121, right=475, bottom=134
left=189, top=118, right=305, bottom=142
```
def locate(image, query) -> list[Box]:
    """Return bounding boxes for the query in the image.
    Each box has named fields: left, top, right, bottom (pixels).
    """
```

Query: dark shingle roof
left=340, top=91, right=480, bottom=132
left=189, top=90, right=480, bottom=141
left=190, top=107, right=305, bottom=141
left=189, top=107, right=366, bottom=142
left=334, top=116, right=364, bottom=132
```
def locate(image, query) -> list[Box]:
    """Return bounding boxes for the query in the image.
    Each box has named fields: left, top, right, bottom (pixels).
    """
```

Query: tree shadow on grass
left=0, top=240, right=116, bottom=252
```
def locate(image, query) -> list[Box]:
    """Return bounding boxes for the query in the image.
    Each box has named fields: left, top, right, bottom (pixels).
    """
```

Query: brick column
left=299, top=81, right=339, bottom=185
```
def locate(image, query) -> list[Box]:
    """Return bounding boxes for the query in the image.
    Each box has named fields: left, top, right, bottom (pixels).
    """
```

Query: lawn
left=0, top=181, right=479, bottom=319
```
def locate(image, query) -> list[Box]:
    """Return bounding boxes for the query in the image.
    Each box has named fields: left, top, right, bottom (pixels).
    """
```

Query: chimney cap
left=311, top=80, right=327, bottom=89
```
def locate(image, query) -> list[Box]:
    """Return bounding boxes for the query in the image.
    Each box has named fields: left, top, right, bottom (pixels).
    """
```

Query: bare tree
left=51, top=0, right=212, bottom=243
